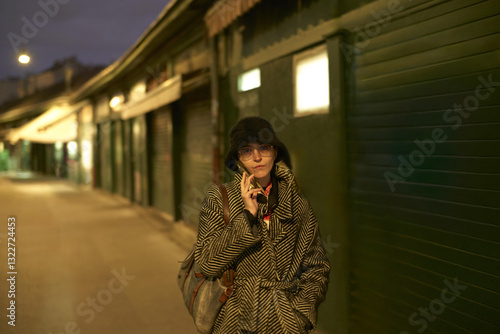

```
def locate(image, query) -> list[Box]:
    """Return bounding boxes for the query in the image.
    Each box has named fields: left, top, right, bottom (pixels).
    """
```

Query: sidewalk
left=0, top=173, right=199, bottom=334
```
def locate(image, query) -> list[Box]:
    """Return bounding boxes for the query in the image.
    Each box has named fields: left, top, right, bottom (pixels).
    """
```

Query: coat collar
left=232, top=162, right=294, bottom=221
left=272, top=162, right=294, bottom=221
left=230, top=162, right=298, bottom=246
left=269, top=164, right=295, bottom=244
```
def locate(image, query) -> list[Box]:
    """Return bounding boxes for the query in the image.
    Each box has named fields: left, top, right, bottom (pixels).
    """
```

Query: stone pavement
left=0, top=172, right=199, bottom=334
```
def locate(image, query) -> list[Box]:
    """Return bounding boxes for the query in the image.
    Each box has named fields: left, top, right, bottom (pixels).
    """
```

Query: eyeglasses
left=238, top=144, right=274, bottom=161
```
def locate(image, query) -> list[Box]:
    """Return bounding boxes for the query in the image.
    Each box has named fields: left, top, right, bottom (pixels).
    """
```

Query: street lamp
left=18, top=49, right=30, bottom=64
left=17, top=48, right=31, bottom=98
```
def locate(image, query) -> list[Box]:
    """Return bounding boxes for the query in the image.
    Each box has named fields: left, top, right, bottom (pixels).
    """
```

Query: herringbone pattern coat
left=195, top=163, right=330, bottom=334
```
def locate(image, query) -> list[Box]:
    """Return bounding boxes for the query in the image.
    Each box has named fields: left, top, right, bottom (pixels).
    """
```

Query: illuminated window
left=294, top=44, right=329, bottom=116
left=238, top=68, right=261, bottom=92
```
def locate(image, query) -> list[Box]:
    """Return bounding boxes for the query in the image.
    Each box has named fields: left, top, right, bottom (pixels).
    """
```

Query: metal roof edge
left=70, top=0, right=194, bottom=102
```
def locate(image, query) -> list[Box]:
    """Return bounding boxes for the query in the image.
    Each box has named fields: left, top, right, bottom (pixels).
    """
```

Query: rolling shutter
left=151, top=106, right=175, bottom=216
left=177, top=87, right=212, bottom=227
left=99, top=121, right=113, bottom=193
left=132, top=115, right=149, bottom=205
left=123, top=119, right=133, bottom=201
left=114, top=120, right=124, bottom=196
left=347, top=1, right=500, bottom=333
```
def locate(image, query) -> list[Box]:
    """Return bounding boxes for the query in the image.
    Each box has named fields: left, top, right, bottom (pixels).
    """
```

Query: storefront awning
left=0, top=97, right=67, bottom=125
left=5, top=100, right=87, bottom=144
left=205, top=0, right=262, bottom=38
left=120, top=74, right=182, bottom=120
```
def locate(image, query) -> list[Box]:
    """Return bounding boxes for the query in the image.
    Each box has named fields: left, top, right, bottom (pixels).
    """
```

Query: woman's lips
left=254, top=165, right=264, bottom=170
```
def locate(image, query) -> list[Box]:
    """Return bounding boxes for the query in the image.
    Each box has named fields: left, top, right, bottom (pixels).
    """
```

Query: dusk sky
left=0, top=0, right=170, bottom=80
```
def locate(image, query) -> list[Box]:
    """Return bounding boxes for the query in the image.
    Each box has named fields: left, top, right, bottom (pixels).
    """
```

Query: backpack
left=177, top=184, right=235, bottom=333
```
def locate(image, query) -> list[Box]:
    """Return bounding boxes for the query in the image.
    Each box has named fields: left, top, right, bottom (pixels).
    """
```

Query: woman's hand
left=240, top=172, right=260, bottom=217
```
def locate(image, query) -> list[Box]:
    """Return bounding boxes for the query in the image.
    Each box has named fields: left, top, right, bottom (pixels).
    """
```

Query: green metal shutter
left=151, top=107, right=175, bottom=216
left=94, top=124, right=102, bottom=188
left=132, top=115, right=149, bottom=205
left=347, top=1, right=500, bottom=333
left=0, top=149, right=9, bottom=171
left=45, top=144, right=53, bottom=176
left=100, top=121, right=113, bottom=192
left=178, top=89, right=212, bottom=227
left=123, top=119, right=133, bottom=201
left=114, top=120, right=124, bottom=196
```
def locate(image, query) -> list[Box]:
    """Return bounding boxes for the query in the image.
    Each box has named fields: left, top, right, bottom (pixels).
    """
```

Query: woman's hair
left=224, top=116, right=292, bottom=171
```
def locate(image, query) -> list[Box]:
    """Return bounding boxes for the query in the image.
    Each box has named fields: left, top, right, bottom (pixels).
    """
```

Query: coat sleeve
left=194, top=184, right=261, bottom=277
left=290, top=205, right=331, bottom=330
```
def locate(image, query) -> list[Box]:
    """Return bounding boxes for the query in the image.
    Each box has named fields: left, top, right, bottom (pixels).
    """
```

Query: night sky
left=0, top=0, right=170, bottom=80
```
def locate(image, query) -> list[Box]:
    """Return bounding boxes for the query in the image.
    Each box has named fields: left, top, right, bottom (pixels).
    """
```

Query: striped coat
left=194, top=163, right=330, bottom=333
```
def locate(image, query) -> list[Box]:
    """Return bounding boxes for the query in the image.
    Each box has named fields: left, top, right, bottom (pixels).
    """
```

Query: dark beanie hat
left=225, top=116, right=292, bottom=171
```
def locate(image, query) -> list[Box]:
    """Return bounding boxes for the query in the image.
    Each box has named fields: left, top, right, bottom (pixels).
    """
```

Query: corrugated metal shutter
left=0, top=149, right=9, bottom=171
left=151, top=107, right=175, bottom=216
left=114, top=120, right=124, bottom=196
left=178, top=89, right=212, bottom=227
left=123, top=119, right=133, bottom=201
left=45, top=144, right=53, bottom=176
left=347, top=1, right=500, bottom=333
left=100, top=121, right=113, bottom=192
left=132, top=115, right=149, bottom=205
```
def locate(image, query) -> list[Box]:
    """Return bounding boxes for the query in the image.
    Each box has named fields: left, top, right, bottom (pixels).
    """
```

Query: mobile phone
left=237, top=161, right=264, bottom=193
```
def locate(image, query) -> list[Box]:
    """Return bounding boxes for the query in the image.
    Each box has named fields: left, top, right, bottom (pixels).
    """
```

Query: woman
left=194, top=117, right=330, bottom=333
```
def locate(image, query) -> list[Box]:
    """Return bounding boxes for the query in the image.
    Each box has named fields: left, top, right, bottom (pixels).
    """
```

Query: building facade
left=206, top=0, right=500, bottom=333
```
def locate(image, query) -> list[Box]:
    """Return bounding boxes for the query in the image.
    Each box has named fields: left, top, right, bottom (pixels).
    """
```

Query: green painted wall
left=257, top=51, right=346, bottom=334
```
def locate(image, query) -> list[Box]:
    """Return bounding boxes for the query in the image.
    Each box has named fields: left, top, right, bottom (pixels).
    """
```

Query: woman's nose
left=253, top=149, right=262, bottom=161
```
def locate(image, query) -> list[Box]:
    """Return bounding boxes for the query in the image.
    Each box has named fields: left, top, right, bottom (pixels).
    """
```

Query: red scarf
left=263, top=182, right=273, bottom=224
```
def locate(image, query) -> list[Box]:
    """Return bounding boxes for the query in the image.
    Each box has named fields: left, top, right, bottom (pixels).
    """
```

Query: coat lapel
left=228, top=163, right=296, bottom=246
left=271, top=168, right=295, bottom=245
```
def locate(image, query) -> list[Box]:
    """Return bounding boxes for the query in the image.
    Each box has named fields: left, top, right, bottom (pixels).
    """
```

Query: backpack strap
left=218, top=184, right=229, bottom=226
left=217, top=183, right=235, bottom=299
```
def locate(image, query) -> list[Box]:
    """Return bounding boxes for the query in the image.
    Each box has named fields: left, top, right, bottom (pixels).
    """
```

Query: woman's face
left=239, top=143, right=277, bottom=184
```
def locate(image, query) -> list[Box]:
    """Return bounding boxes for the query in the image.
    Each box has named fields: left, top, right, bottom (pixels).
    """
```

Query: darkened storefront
left=150, top=106, right=175, bottom=218
left=176, top=81, right=212, bottom=226
left=122, top=119, right=134, bottom=201
left=113, top=119, right=125, bottom=196
left=345, top=1, right=500, bottom=333
left=205, top=0, right=500, bottom=333
left=131, top=114, right=149, bottom=206
left=99, top=121, right=114, bottom=193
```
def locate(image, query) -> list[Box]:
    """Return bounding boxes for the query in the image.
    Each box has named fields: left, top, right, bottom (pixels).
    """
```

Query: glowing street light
left=18, top=50, right=30, bottom=64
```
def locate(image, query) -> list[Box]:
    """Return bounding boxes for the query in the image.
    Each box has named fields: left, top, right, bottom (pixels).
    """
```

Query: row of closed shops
left=91, top=82, right=212, bottom=226
left=345, top=1, right=500, bottom=333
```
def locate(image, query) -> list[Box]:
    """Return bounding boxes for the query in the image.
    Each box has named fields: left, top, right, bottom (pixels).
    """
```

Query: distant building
left=0, top=57, right=103, bottom=174
left=17, top=56, right=86, bottom=98
left=0, top=77, right=20, bottom=106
